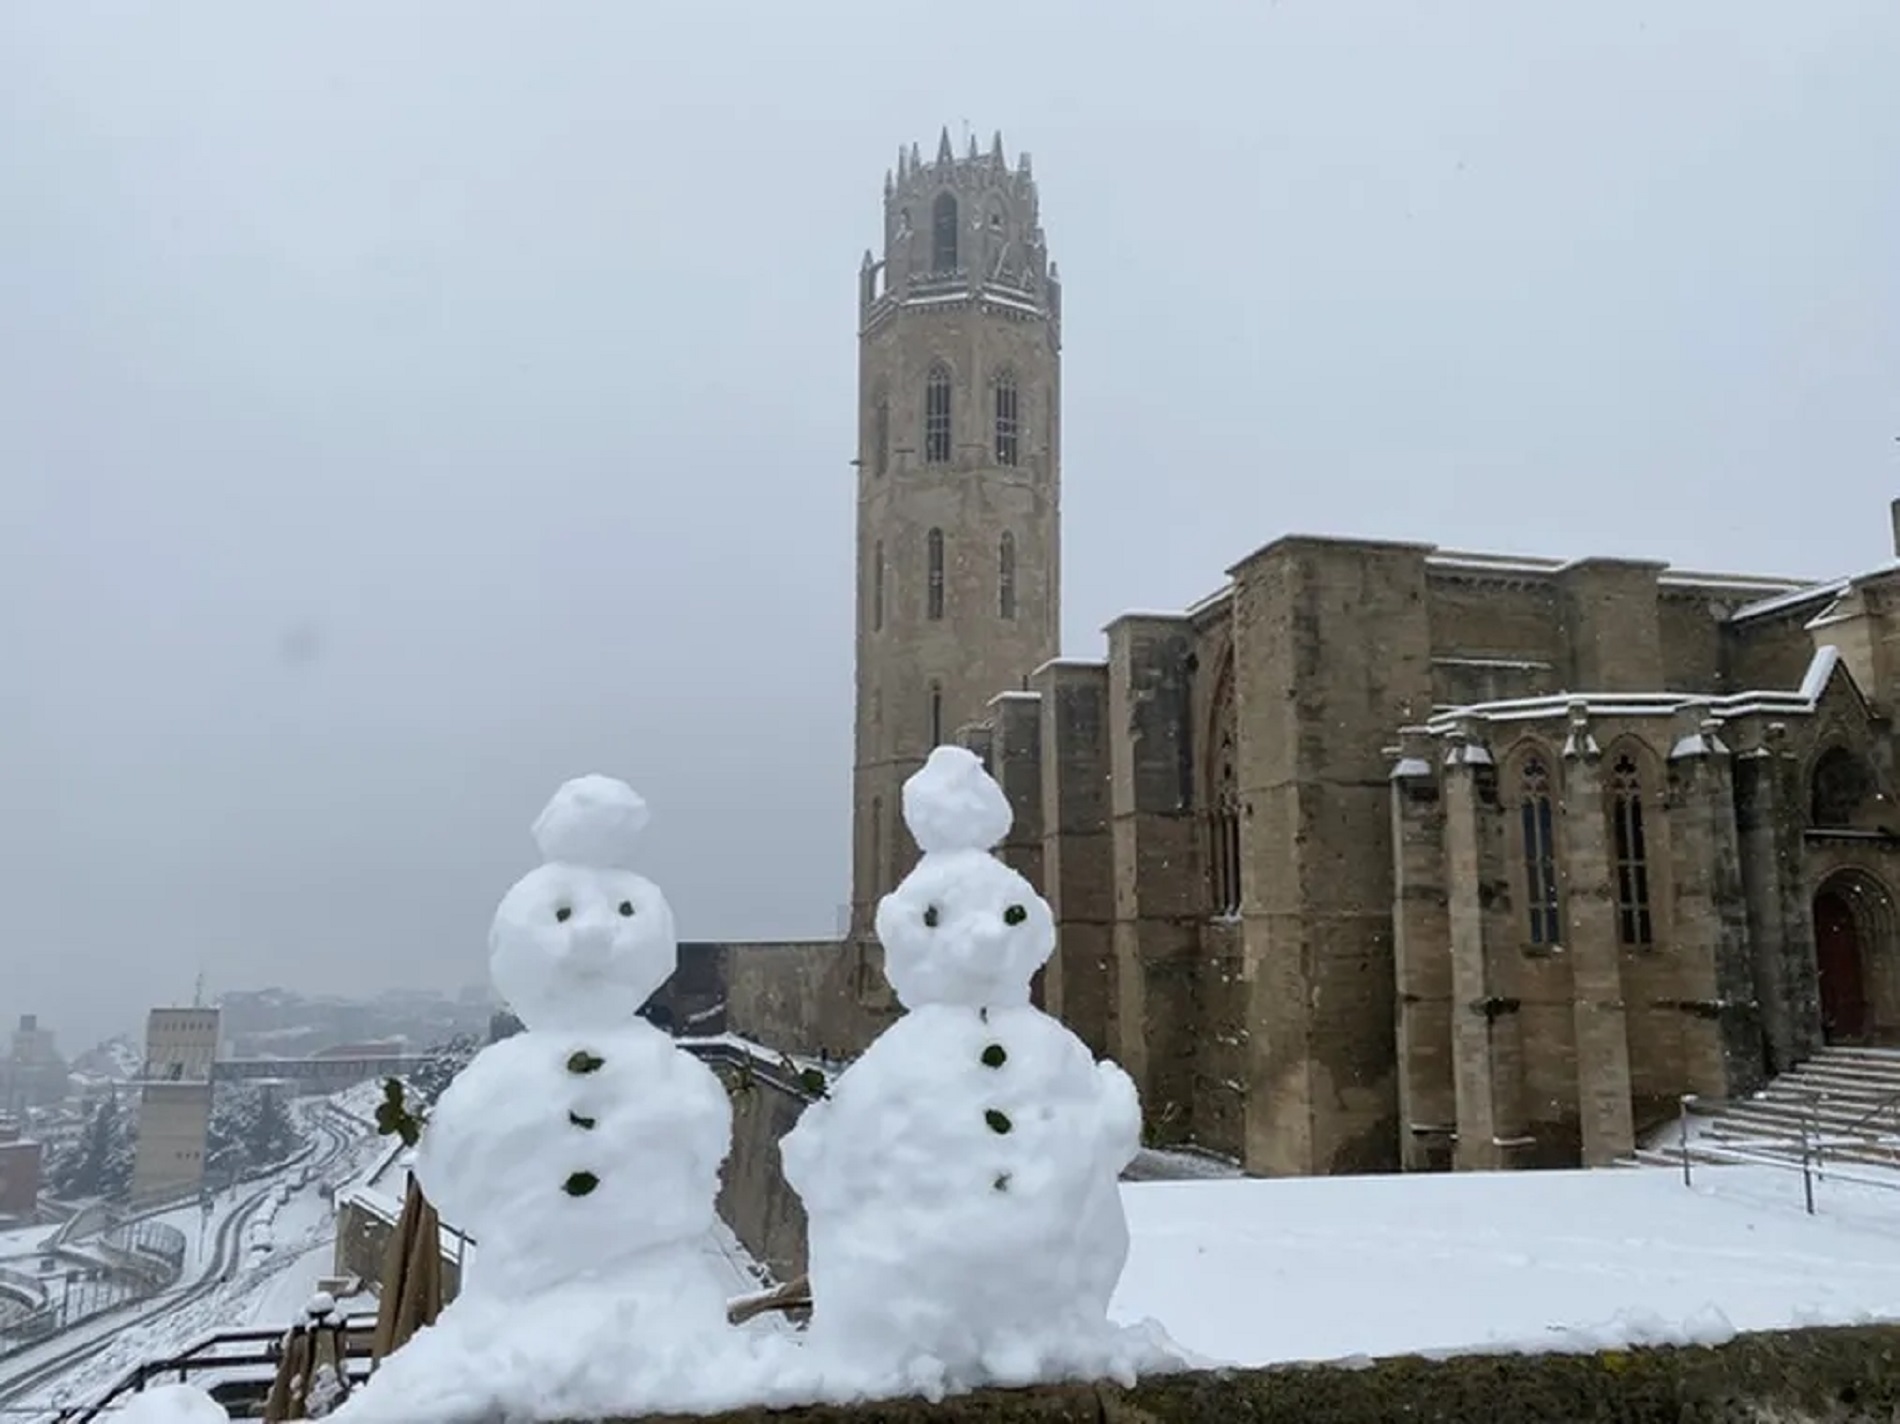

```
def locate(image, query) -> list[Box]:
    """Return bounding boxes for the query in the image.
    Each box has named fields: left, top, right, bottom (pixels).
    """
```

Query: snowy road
left=0, top=1100, right=369, bottom=1420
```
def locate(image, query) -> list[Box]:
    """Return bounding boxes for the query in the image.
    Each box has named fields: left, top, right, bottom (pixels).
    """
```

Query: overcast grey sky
left=2, top=2, right=1896, bottom=1049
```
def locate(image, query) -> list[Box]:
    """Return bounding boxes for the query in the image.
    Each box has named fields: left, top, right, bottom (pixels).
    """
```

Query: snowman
left=334, top=775, right=755, bottom=1423
left=780, top=747, right=1180, bottom=1398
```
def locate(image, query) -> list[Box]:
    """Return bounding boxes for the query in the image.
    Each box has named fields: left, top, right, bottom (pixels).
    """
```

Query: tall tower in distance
left=851, top=128, right=1062, bottom=934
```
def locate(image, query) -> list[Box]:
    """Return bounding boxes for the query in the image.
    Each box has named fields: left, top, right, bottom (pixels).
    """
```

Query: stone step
left=1778, top=1070, right=1900, bottom=1095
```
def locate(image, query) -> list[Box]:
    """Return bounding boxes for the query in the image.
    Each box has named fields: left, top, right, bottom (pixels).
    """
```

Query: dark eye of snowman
left=554, top=907, right=572, bottom=923
left=923, top=905, right=940, bottom=928
left=618, top=901, right=635, bottom=917
left=1003, top=904, right=1027, bottom=926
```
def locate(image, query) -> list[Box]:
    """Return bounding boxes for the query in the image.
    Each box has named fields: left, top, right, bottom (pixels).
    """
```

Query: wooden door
left=1815, top=890, right=1868, bottom=1043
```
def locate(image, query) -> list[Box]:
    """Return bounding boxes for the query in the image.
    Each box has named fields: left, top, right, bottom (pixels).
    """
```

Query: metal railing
left=1674, top=1085, right=1900, bottom=1214
left=49, top=1316, right=379, bottom=1422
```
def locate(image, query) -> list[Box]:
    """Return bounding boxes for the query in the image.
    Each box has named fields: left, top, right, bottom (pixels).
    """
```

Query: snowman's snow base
left=781, top=1003, right=1187, bottom=1396
left=326, top=1277, right=787, bottom=1424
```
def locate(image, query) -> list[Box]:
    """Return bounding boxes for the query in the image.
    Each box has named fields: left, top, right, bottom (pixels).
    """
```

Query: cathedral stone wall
left=676, top=941, right=895, bottom=1062
left=947, top=516, right=1900, bottom=1178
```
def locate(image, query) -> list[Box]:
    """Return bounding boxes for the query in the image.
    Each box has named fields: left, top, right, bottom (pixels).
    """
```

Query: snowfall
left=26, top=764, right=1900, bottom=1419
left=29, top=1150, right=1900, bottom=1420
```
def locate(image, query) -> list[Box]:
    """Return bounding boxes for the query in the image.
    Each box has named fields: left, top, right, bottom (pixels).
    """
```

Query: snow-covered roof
left=1418, top=646, right=1845, bottom=736
left=1183, top=583, right=1235, bottom=618
left=1030, top=656, right=1107, bottom=677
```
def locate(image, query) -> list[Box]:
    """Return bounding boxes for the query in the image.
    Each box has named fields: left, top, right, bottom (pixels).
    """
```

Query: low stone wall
left=716, top=1067, right=811, bottom=1284
left=669, top=940, right=898, bottom=1061
left=333, top=1194, right=464, bottom=1304
left=621, top=1326, right=1900, bottom=1423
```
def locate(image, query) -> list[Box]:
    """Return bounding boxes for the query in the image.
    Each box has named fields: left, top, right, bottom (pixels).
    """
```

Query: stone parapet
left=608, top=1326, right=1900, bottom=1423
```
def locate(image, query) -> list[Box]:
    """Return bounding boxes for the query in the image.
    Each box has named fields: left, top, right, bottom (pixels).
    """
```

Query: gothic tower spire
left=849, top=133, right=1062, bottom=931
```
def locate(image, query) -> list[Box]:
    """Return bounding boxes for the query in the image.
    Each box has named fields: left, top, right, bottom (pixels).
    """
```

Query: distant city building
left=0, top=1014, right=69, bottom=1115
left=0, top=1120, right=44, bottom=1217
left=131, top=1007, right=219, bottom=1200
left=140, top=1008, right=220, bottom=1082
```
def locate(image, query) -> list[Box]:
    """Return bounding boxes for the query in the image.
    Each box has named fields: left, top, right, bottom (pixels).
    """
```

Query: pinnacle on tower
left=1018, top=151, right=1033, bottom=178
left=937, top=126, right=954, bottom=165
left=991, top=131, right=1005, bottom=167
left=967, top=131, right=979, bottom=160
left=910, top=141, right=922, bottom=170
left=897, top=144, right=909, bottom=179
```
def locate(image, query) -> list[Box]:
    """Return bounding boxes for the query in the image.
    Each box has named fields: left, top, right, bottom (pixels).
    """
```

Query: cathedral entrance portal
left=1814, top=887, right=1867, bottom=1043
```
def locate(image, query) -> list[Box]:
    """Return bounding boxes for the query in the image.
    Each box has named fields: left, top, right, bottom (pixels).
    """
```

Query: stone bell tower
left=850, top=129, right=1062, bottom=933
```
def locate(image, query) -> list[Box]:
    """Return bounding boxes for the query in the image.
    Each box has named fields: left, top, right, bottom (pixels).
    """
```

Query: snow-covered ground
left=0, top=1222, right=56, bottom=1260
left=0, top=1097, right=382, bottom=1420
left=1112, top=1164, right=1900, bottom=1368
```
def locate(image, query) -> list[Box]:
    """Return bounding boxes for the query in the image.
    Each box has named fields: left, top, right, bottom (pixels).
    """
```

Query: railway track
left=0, top=1104, right=361, bottom=1419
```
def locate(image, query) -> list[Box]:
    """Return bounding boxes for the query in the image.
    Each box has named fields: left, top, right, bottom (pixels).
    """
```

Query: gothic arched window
left=929, top=682, right=944, bottom=747
left=1609, top=754, right=1653, bottom=947
left=1205, top=656, right=1242, bottom=919
left=873, top=395, right=889, bottom=476
left=872, top=540, right=885, bottom=632
left=926, top=527, right=945, bottom=621
left=998, top=532, right=1016, bottom=620
left=993, top=371, right=1019, bottom=467
left=870, top=795, right=884, bottom=896
left=1520, top=754, right=1561, bottom=945
left=924, top=364, right=952, bottom=465
left=1812, top=746, right=1877, bottom=828
left=931, top=192, right=958, bottom=273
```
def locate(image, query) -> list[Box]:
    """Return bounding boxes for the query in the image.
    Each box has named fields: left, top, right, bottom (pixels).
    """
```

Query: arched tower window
left=926, top=528, right=945, bottom=621
left=873, top=395, right=889, bottom=476
left=1609, top=754, right=1653, bottom=947
left=993, top=371, right=1019, bottom=467
left=924, top=364, right=952, bottom=465
left=998, top=532, right=1016, bottom=620
left=931, top=192, right=958, bottom=273
left=1520, top=754, right=1561, bottom=946
left=870, top=795, right=884, bottom=898
left=872, top=540, right=885, bottom=632
left=929, top=682, right=944, bottom=747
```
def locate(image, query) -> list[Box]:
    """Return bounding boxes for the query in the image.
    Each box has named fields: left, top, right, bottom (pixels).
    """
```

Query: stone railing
left=591, top=1325, right=1900, bottom=1423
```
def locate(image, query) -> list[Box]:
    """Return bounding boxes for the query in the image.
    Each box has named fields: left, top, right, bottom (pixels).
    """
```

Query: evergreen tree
left=207, top=1082, right=302, bottom=1175
left=406, top=1033, right=479, bottom=1107
left=247, top=1087, right=298, bottom=1165
left=51, top=1095, right=135, bottom=1200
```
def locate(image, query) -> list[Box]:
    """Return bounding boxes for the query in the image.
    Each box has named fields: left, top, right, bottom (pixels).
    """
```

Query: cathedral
left=682, top=134, right=1900, bottom=1183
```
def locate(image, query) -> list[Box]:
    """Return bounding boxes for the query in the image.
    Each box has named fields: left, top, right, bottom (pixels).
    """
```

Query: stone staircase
left=1630, top=1046, right=1900, bottom=1178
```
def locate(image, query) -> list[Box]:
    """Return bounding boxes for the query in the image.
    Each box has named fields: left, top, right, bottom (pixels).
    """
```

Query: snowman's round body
left=334, top=776, right=765, bottom=1424
left=783, top=1002, right=1139, bottom=1385
left=782, top=748, right=1170, bottom=1395
left=416, top=1016, right=732, bottom=1313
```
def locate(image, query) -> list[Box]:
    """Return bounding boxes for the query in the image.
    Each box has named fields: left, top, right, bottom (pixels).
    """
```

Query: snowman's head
left=488, top=776, right=679, bottom=1032
left=874, top=747, right=1055, bottom=1010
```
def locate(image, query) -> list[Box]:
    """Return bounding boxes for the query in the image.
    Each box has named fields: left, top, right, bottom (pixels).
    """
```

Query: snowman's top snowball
left=903, top=746, right=1012, bottom=854
left=531, top=775, right=650, bottom=869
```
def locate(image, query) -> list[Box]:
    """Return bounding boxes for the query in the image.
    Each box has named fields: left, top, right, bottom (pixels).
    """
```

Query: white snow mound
left=531, top=774, right=650, bottom=869
left=107, top=1384, right=230, bottom=1423
left=903, top=746, right=1011, bottom=854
